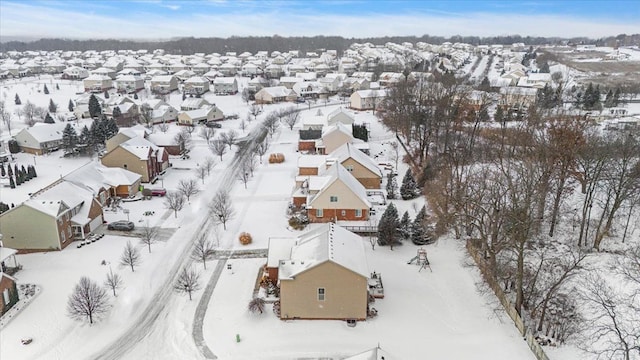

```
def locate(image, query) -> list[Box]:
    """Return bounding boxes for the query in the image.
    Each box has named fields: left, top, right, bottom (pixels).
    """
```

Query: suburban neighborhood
left=0, top=1, right=639, bottom=360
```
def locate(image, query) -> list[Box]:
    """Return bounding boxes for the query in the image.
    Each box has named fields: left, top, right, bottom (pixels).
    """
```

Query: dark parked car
left=107, top=220, right=135, bottom=231
left=205, top=121, right=222, bottom=128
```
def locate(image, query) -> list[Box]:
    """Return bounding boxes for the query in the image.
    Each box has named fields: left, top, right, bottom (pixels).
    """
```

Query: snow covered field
left=0, top=76, right=564, bottom=360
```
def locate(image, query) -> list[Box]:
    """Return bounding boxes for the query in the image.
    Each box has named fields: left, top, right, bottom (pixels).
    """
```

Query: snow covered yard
left=203, top=234, right=536, bottom=360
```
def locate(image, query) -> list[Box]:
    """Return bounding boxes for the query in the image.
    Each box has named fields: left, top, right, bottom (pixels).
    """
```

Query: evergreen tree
left=479, top=76, right=490, bottom=91
left=399, top=211, right=411, bottom=240
left=478, top=108, right=490, bottom=122
left=27, top=165, right=34, bottom=179
left=14, top=165, right=18, bottom=179
left=43, top=84, right=49, bottom=94
left=62, top=123, right=79, bottom=155
left=9, top=176, right=15, bottom=189
left=0, top=202, right=9, bottom=214
left=88, top=94, right=102, bottom=118
left=133, top=93, right=138, bottom=100
left=411, top=205, right=429, bottom=245
left=112, top=106, right=122, bottom=120
left=31, top=165, right=37, bottom=178
left=377, top=203, right=400, bottom=248
left=604, top=89, right=614, bottom=108
left=539, top=62, right=550, bottom=73
left=7, top=164, right=13, bottom=178
left=15, top=170, right=22, bottom=185
left=49, top=99, right=57, bottom=113
left=68, top=99, right=75, bottom=112
left=386, top=173, right=398, bottom=200
left=104, top=118, right=119, bottom=139
left=0, top=164, right=4, bottom=177
left=8, top=139, right=20, bottom=154
left=44, top=113, right=55, bottom=123
left=56, top=84, right=60, bottom=90
left=182, top=92, right=187, bottom=101
left=494, top=106, right=504, bottom=123
left=79, top=125, right=91, bottom=145
left=104, top=90, right=110, bottom=99
left=400, top=169, right=419, bottom=200
left=90, top=118, right=104, bottom=144
left=15, top=93, right=21, bottom=105
left=21, top=165, right=28, bottom=181
left=613, top=87, right=621, bottom=106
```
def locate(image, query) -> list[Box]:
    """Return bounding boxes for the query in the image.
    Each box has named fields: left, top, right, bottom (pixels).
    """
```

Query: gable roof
left=309, top=163, right=371, bottom=208
left=328, top=143, right=382, bottom=178
left=278, top=223, right=368, bottom=280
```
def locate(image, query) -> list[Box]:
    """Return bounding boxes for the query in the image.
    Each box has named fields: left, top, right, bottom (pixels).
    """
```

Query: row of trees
left=60, top=117, right=119, bottom=156
left=380, top=73, right=640, bottom=352
left=1, top=162, right=37, bottom=188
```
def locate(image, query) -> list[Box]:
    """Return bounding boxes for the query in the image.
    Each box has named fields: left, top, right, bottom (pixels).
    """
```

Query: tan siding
left=280, top=261, right=367, bottom=320
left=0, top=206, right=62, bottom=250
left=310, top=180, right=368, bottom=210
left=101, top=147, right=151, bottom=182
left=322, top=132, right=352, bottom=154
left=341, top=158, right=381, bottom=189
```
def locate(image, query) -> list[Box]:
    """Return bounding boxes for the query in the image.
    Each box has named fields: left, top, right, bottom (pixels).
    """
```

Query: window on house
left=2, top=289, right=9, bottom=305
left=355, top=209, right=362, bottom=217
left=316, top=209, right=323, bottom=218
left=330, top=196, right=338, bottom=202
left=318, top=288, right=325, bottom=301
left=60, top=231, right=66, bottom=243
left=123, top=164, right=128, bottom=169
left=345, top=165, right=354, bottom=172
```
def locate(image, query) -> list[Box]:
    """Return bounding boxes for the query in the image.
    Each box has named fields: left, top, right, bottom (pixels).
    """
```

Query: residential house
left=83, top=74, right=113, bottom=92
left=516, top=73, right=552, bottom=89
left=278, top=76, right=303, bottom=89
left=350, top=89, right=385, bottom=111
left=254, top=86, right=296, bottom=104
left=104, top=101, right=139, bottom=127
left=101, top=135, right=169, bottom=183
left=269, top=223, right=369, bottom=320
left=328, top=143, right=382, bottom=189
left=150, top=75, right=179, bottom=94
left=91, top=67, right=117, bottom=79
left=142, top=99, right=178, bottom=124
left=292, top=81, right=324, bottom=99
left=183, top=76, right=210, bottom=95
left=296, top=163, right=371, bottom=222
left=178, top=106, right=224, bottom=126
left=218, top=63, right=237, bottom=76
left=180, top=97, right=211, bottom=111
left=316, top=122, right=367, bottom=155
left=61, top=66, right=89, bottom=80
left=213, top=77, right=238, bottom=95
left=265, top=64, right=285, bottom=79
left=116, top=74, right=145, bottom=93
left=13, top=122, right=86, bottom=155
left=326, top=107, right=355, bottom=127
left=0, top=181, right=102, bottom=250
left=499, top=87, right=538, bottom=110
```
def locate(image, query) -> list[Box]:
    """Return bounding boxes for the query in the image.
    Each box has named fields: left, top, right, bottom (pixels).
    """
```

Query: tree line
left=2, top=34, right=638, bottom=55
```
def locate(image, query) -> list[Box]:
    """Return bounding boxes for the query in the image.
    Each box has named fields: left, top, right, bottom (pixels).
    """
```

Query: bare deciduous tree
left=104, top=268, right=123, bottom=297
left=67, top=276, right=110, bottom=324
left=195, top=166, right=207, bottom=184
left=158, top=122, right=169, bottom=133
left=174, top=267, right=201, bottom=300
left=139, top=223, right=160, bottom=253
left=21, top=101, right=44, bottom=126
left=209, top=139, right=227, bottom=161
left=210, top=191, right=235, bottom=230
left=248, top=297, right=266, bottom=314
left=579, top=273, right=640, bottom=360
left=174, top=129, right=193, bottom=156
left=220, top=129, right=239, bottom=150
left=255, top=137, right=270, bottom=163
left=239, top=118, right=247, bottom=133
left=284, top=107, right=300, bottom=130
left=120, top=241, right=141, bottom=272
left=0, top=106, right=12, bottom=136
left=164, top=191, right=186, bottom=218
left=178, top=178, right=199, bottom=200
left=191, top=234, right=215, bottom=269
left=199, top=127, right=215, bottom=144
left=203, top=156, right=216, bottom=175
left=248, top=104, right=261, bottom=119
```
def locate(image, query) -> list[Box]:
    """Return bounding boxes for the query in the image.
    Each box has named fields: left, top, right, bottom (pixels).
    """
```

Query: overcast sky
left=1, top=0, right=639, bottom=40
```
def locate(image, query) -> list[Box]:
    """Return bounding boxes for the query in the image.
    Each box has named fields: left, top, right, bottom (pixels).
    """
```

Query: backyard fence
left=466, top=240, right=550, bottom=360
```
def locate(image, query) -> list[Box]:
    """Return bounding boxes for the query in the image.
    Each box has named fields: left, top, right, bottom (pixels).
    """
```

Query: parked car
left=150, top=188, right=167, bottom=196
left=225, top=114, right=239, bottom=120
left=107, top=220, right=135, bottom=231
left=205, top=121, right=222, bottom=128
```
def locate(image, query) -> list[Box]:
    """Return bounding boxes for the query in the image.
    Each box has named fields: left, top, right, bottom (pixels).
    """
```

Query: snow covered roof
left=213, top=76, right=236, bottom=84
left=151, top=75, right=176, bottom=82
left=259, top=86, right=294, bottom=97
left=64, top=162, right=140, bottom=193
left=184, top=76, right=208, bottom=84
left=0, top=247, right=18, bottom=263
left=322, top=122, right=353, bottom=138
left=278, top=223, right=368, bottom=280
left=327, top=107, right=355, bottom=123
left=84, top=74, right=112, bottom=81
left=298, top=155, right=328, bottom=168
left=328, top=143, right=382, bottom=178
left=309, top=163, right=371, bottom=208
left=120, top=136, right=162, bottom=160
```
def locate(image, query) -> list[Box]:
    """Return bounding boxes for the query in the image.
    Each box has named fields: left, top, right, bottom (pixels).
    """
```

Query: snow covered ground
left=1, top=76, right=543, bottom=360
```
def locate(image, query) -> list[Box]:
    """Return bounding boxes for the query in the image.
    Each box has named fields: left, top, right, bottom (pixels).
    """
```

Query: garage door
left=89, top=215, right=103, bottom=231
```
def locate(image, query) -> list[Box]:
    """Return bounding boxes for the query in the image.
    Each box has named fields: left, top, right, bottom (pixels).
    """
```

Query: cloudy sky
left=1, top=0, right=639, bottom=40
